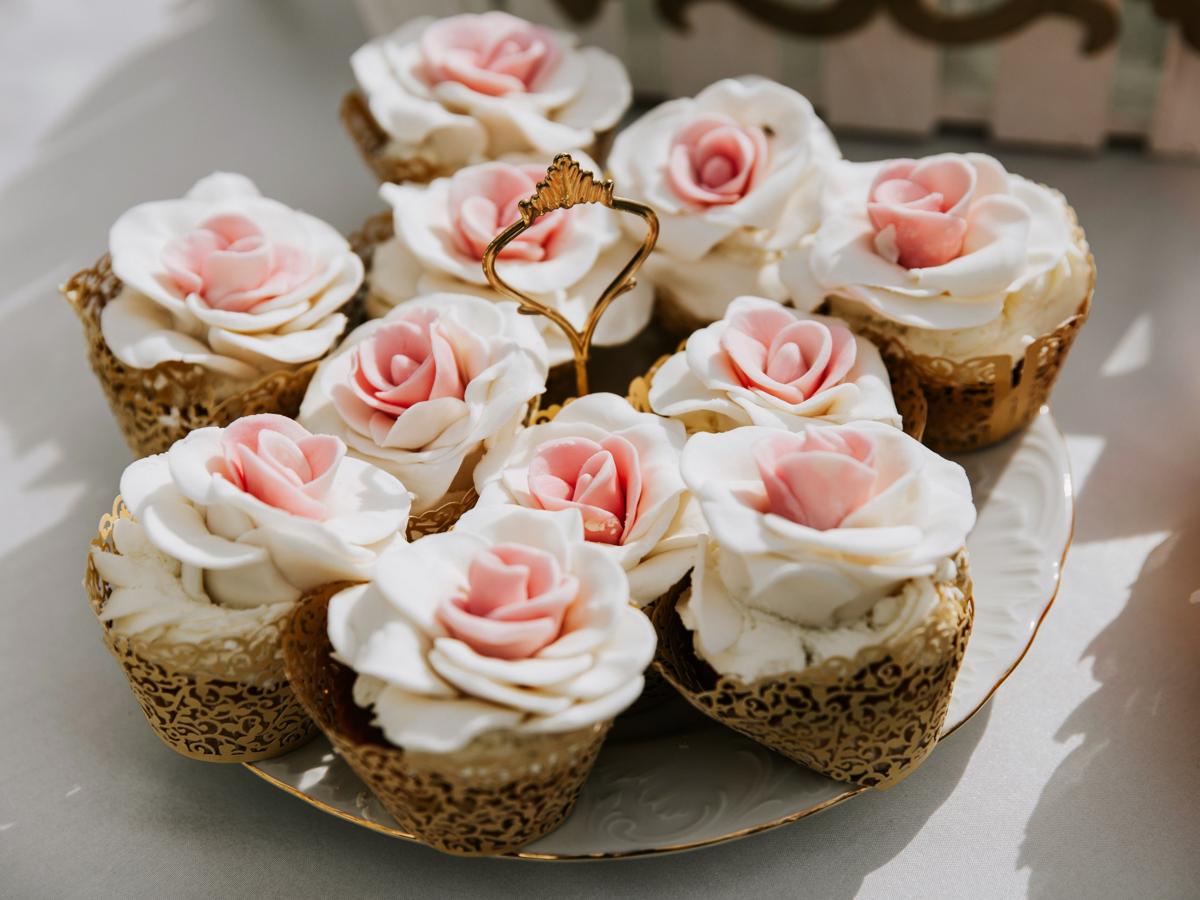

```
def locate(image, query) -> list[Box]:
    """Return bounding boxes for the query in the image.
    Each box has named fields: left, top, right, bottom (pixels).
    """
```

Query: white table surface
left=2, top=2, right=1198, bottom=898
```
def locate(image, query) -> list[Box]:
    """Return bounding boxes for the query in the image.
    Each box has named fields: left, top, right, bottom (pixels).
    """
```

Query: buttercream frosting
left=607, top=77, right=841, bottom=323
left=781, top=153, right=1089, bottom=361
left=472, top=392, right=703, bottom=605
left=352, top=13, right=630, bottom=170
left=327, top=506, right=656, bottom=753
left=299, top=292, right=548, bottom=513
left=678, top=423, right=974, bottom=680
left=648, top=296, right=901, bottom=432
left=92, top=415, right=411, bottom=642
left=369, top=154, right=653, bottom=365
left=103, top=173, right=363, bottom=378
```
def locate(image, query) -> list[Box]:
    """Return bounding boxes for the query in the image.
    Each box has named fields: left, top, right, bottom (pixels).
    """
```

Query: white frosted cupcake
left=782, top=152, right=1093, bottom=451
left=653, top=422, right=976, bottom=787
left=472, top=392, right=702, bottom=606
left=366, top=155, right=653, bottom=367
left=66, top=173, right=364, bottom=456
left=643, top=295, right=902, bottom=434
left=607, top=77, right=840, bottom=331
left=299, top=292, right=548, bottom=528
left=346, top=12, right=631, bottom=183
left=287, top=505, right=655, bottom=854
left=88, top=414, right=411, bottom=761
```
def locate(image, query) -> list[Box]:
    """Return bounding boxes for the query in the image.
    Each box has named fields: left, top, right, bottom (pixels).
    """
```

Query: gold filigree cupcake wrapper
left=862, top=291, right=1091, bottom=455
left=61, top=255, right=363, bottom=458
left=406, top=488, right=478, bottom=540
left=626, top=345, right=929, bottom=443
left=651, top=552, right=974, bottom=789
left=283, top=583, right=610, bottom=856
left=341, top=91, right=446, bottom=185
left=854, top=201, right=1094, bottom=454
left=85, top=498, right=316, bottom=762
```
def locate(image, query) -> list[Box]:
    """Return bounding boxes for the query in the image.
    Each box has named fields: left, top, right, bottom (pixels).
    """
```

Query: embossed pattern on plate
left=247, top=408, right=1073, bottom=859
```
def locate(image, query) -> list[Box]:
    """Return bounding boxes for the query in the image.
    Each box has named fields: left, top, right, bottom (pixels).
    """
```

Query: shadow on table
left=1018, top=516, right=1200, bottom=900
left=0, top=0, right=378, bottom=555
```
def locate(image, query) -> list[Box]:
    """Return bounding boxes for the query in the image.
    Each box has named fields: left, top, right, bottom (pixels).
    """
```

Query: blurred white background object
left=354, top=0, right=1200, bottom=155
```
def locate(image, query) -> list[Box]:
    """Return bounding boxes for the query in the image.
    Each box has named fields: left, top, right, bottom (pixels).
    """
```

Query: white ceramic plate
left=247, top=408, right=1074, bottom=859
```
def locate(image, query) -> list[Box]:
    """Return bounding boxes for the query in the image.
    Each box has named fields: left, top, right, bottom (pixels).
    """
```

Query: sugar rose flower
left=352, top=12, right=630, bottom=171
left=681, top=422, right=975, bottom=629
left=649, top=296, right=900, bottom=432
left=103, top=173, right=363, bottom=379
left=608, top=78, right=840, bottom=323
left=94, top=415, right=410, bottom=640
left=473, top=393, right=702, bottom=605
left=326, top=506, right=656, bottom=753
left=369, top=155, right=653, bottom=365
left=300, top=293, right=547, bottom=513
left=782, top=153, right=1079, bottom=331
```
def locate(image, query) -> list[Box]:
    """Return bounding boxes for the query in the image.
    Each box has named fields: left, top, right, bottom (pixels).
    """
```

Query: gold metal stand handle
left=482, top=154, right=659, bottom=397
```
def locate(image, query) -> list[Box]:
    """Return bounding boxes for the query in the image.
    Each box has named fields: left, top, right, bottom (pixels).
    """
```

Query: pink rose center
left=218, top=414, right=345, bottom=520
left=447, top=162, right=571, bottom=263
left=752, top=429, right=879, bottom=531
left=331, top=309, right=473, bottom=448
left=866, top=156, right=977, bottom=269
left=420, top=13, right=561, bottom=97
left=719, top=307, right=857, bottom=405
left=526, top=436, right=643, bottom=546
left=436, top=543, right=577, bottom=659
left=161, top=213, right=313, bottom=312
left=667, top=114, right=769, bottom=207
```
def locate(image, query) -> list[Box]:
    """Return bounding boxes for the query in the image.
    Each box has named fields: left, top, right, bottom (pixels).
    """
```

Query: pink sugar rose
left=720, top=304, right=858, bottom=406
left=330, top=308, right=476, bottom=447
left=667, top=114, right=769, bottom=208
left=219, top=414, right=345, bottom=521
left=162, top=213, right=314, bottom=312
left=447, top=162, right=569, bottom=262
left=866, top=155, right=978, bottom=269
left=420, top=13, right=561, bottom=97
left=753, top=429, right=879, bottom=531
left=527, top=436, right=642, bottom=546
left=437, top=543, right=577, bottom=659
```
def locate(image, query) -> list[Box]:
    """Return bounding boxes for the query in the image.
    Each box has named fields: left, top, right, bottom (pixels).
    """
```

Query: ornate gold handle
left=482, top=154, right=659, bottom=397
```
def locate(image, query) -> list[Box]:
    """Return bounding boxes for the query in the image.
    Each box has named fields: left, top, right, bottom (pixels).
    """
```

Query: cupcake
left=86, top=414, right=411, bottom=761
left=471, top=392, right=701, bottom=607
left=364, top=154, right=653, bottom=368
left=64, top=173, right=364, bottom=457
left=654, top=422, right=976, bottom=787
left=782, top=152, right=1093, bottom=452
left=284, top=505, right=655, bottom=855
left=298, top=292, right=548, bottom=535
left=607, top=77, right=840, bottom=333
left=633, top=295, right=922, bottom=438
left=345, top=12, right=631, bottom=184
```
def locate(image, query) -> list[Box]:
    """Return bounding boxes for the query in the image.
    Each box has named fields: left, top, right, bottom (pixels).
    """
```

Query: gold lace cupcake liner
left=85, top=499, right=316, bottom=762
left=626, top=346, right=929, bottom=443
left=406, top=488, right=478, bottom=539
left=852, top=202, right=1094, bottom=454
left=866, top=293, right=1090, bottom=454
left=341, top=91, right=454, bottom=185
left=61, top=255, right=355, bottom=458
left=283, top=584, right=610, bottom=856
left=651, top=552, right=974, bottom=789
